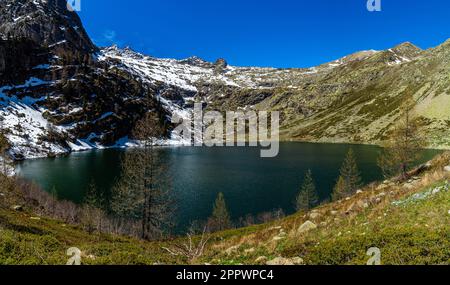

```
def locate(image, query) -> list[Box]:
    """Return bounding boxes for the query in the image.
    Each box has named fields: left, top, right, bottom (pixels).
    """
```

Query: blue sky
left=79, top=0, right=450, bottom=68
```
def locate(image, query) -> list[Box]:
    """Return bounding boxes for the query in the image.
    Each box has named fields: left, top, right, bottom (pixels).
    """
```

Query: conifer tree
left=295, top=170, right=319, bottom=211
left=333, top=149, right=362, bottom=200
left=208, top=192, right=232, bottom=232
left=332, top=176, right=347, bottom=201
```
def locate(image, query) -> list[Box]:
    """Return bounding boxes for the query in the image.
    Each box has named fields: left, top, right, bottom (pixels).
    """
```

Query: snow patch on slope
left=0, top=77, right=68, bottom=159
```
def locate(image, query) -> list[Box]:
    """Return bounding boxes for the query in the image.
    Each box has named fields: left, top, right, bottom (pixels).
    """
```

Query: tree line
left=295, top=104, right=427, bottom=212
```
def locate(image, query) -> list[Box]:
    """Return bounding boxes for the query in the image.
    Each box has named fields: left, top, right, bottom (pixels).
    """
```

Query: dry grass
left=199, top=152, right=450, bottom=265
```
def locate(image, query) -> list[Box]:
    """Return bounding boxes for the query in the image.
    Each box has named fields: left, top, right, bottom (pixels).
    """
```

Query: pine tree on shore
left=332, top=149, right=362, bottom=201
left=295, top=170, right=319, bottom=212
left=208, top=192, right=232, bottom=232
left=84, top=180, right=99, bottom=207
left=332, top=176, right=347, bottom=201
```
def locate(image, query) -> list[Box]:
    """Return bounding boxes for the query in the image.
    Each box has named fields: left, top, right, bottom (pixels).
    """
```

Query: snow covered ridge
left=0, top=74, right=188, bottom=160
left=99, top=46, right=242, bottom=91
left=98, top=44, right=416, bottom=94
left=98, top=45, right=347, bottom=92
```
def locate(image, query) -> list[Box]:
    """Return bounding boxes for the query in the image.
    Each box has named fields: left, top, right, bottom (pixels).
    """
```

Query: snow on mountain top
left=99, top=46, right=344, bottom=92
left=100, top=46, right=240, bottom=92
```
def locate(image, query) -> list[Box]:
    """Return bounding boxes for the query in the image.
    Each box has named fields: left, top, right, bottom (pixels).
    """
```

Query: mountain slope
left=100, top=41, right=450, bottom=149
left=0, top=0, right=449, bottom=160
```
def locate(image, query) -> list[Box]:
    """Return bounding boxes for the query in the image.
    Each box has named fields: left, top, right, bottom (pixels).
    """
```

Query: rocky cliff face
left=0, top=0, right=96, bottom=53
left=0, top=0, right=449, bottom=159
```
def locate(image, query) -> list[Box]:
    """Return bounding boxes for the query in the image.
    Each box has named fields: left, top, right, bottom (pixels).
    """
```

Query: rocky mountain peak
left=0, top=0, right=97, bottom=53
left=214, top=58, right=228, bottom=73
left=179, top=56, right=211, bottom=67
left=214, top=58, right=228, bottom=67
left=390, top=42, right=422, bottom=58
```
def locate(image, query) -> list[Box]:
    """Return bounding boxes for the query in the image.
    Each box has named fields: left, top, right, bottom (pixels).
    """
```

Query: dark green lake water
left=16, top=143, right=441, bottom=231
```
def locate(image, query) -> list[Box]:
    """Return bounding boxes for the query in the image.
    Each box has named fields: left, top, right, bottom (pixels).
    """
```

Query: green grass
left=0, top=208, right=188, bottom=265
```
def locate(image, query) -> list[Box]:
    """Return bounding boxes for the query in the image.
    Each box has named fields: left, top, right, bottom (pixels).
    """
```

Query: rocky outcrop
left=297, top=220, right=317, bottom=235
left=0, top=0, right=96, bottom=53
left=213, top=58, right=228, bottom=74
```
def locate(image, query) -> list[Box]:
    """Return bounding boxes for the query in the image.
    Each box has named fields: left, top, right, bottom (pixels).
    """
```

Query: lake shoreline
left=12, top=137, right=450, bottom=162
left=16, top=143, right=442, bottom=233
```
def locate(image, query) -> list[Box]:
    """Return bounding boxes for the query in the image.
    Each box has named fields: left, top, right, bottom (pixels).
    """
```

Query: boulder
left=377, top=184, right=387, bottom=190
left=345, top=203, right=356, bottom=214
left=255, top=256, right=268, bottom=264
left=244, top=248, right=255, bottom=255
left=309, top=212, right=320, bottom=220
left=297, top=221, right=317, bottom=235
left=403, top=183, right=414, bottom=190
left=432, top=188, right=441, bottom=195
left=266, top=257, right=293, bottom=265
left=225, top=245, right=240, bottom=255
left=291, top=257, right=304, bottom=265
left=272, top=236, right=285, bottom=241
left=266, top=257, right=303, bottom=265
left=357, top=200, right=369, bottom=209
left=12, top=205, right=23, bottom=211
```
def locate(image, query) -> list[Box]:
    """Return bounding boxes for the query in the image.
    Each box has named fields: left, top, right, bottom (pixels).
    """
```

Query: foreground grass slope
left=1, top=153, right=449, bottom=265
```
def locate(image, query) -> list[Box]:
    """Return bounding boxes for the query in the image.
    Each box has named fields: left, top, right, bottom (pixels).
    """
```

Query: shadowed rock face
left=0, top=38, right=49, bottom=84
left=0, top=0, right=96, bottom=53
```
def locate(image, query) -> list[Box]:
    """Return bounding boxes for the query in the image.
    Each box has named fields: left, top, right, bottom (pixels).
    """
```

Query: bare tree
left=0, top=119, right=11, bottom=176
left=0, top=137, right=9, bottom=175
left=378, top=103, right=428, bottom=180
left=111, top=112, right=174, bottom=240
left=162, top=226, right=210, bottom=263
